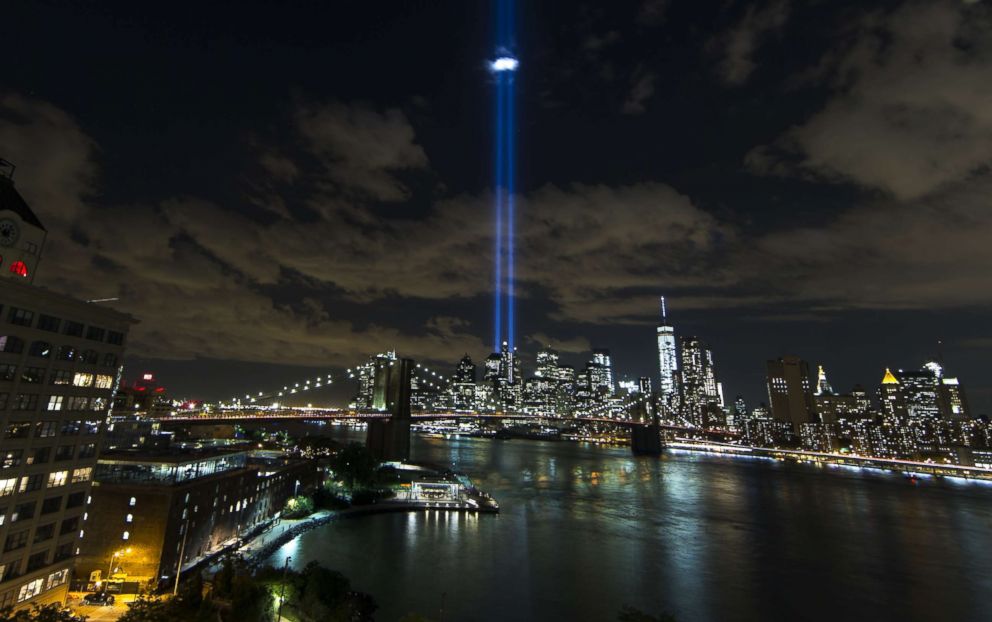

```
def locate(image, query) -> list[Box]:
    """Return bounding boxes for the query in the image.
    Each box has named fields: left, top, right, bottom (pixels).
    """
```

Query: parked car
left=83, top=591, right=115, bottom=605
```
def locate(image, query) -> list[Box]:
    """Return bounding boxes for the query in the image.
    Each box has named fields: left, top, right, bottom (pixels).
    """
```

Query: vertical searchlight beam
left=491, top=0, right=517, bottom=351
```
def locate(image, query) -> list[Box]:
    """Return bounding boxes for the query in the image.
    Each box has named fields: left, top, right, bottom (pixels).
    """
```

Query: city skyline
left=3, top=0, right=992, bottom=414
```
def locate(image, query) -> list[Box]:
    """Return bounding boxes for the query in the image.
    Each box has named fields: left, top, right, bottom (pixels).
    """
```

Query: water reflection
left=270, top=430, right=992, bottom=622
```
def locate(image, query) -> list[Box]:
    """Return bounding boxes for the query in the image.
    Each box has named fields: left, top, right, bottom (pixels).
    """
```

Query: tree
left=329, top=443, right=378, bottom=490
left=0, top=604, right=88, bottom=622
left=282, top=495, right=314, bottom=518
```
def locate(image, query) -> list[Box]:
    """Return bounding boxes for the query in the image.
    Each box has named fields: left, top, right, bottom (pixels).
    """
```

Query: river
left=266, top=428, right=992, bottom=621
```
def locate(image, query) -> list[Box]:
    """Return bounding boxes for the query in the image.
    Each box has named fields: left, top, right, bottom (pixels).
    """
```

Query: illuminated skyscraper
left=680, top=336, right=720, bottom=427
left=353, top=351, right=397, bottom=409
left=451, top=355, right=477, bottom=411
left=488, top=341, right=520, bottom=411
left=879, top=362, right=960, bottom=422
left=766, top=356, right=817, bottom=432
left=589, top=349, right=614, bottom=396
left=815, top=365, right=834, bottom=396
left=655, top=297, right=678, bottom=405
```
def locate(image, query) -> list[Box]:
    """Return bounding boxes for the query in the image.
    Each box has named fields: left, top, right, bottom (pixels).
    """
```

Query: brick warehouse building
left=74, top=449, right=316, bottom=589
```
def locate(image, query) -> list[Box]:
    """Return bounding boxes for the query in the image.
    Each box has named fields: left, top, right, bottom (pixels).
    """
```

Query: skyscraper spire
left=656, top=296, right=678, bottom=406
left=815, top=364, right=834, bottom=396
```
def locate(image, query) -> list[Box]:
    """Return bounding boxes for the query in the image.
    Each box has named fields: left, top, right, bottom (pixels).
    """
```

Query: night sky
left=3, top=0, right=991, bottom=413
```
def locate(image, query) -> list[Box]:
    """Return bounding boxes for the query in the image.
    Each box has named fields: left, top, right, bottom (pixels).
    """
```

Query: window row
left=0, top=553, right=72, bottom=594
left=0, top=443, right=97, bottom=469
left=0, top=393, right=109, bottom=412
left=2, top=306, right=124, bottom=345
left=0, top=468, right=92, bottom=499
left=0, top=366, right=114, bottom=389
left=2, top=420, right=101, bottom=441
left=0, top=338, right=119, bottom=367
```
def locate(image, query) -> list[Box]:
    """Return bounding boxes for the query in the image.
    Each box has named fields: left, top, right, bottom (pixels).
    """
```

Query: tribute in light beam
left=491, top=0, right=518, bottom=353
left=491, top=56, right=519, bottom=72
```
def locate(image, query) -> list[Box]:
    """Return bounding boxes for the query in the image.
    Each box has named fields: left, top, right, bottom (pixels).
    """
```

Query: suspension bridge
left=147, top=355, right=712, bottom=457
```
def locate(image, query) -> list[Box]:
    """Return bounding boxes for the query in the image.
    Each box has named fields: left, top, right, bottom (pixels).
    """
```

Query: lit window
left=129, top=497, right=136, bottom=507
left=16, top=578, right=43, bottom=602
left=70, top=467, right=92, bottom=484
left=125, top=513, right=133, bottom=523
left=47, top=471, right=68, bottom=488
left=122, top=531, right=129, bottom=541
left=47, top=396, right=63, bottom=411
left=72, top=373, right=94, bottom=387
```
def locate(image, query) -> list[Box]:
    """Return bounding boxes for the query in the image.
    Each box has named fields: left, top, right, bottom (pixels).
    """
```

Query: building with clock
left=0, top=160, right=47, bottom=284
left=0, top=158, right=136, bottom=610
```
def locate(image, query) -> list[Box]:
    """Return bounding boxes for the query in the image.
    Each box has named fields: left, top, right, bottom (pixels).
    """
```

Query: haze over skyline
left=3, top=0, right=991, bottom=412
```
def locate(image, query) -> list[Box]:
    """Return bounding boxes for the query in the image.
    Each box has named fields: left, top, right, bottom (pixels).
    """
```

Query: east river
left=266, top=428, right=992, bottom=621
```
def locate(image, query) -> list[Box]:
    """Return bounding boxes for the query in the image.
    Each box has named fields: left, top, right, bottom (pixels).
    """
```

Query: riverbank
left=665, top=439, right=992, bottom=482
left=258, top=431, right=992, bottom=622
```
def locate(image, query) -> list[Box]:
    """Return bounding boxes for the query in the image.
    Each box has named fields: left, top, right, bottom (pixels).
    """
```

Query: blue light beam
left=492, top=0, right=518, bottom=352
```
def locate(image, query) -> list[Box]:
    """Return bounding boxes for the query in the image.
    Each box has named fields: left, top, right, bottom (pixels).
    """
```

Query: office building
left=680, top=336, right=720, bottom=427
left=0, top=171, right=134, bottom=610
left=655, top=297, right=678, bottom=407
left=588, top=349, right=614, bottom=397
left=766, top=356, right=817, bottom=433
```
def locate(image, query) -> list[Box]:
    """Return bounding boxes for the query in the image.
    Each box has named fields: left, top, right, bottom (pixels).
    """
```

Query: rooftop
left=0, top=173, right=45, bottom=231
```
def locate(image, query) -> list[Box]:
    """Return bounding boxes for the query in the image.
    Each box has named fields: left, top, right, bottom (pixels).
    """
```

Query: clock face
left=0, top=219, right=18, bottom=247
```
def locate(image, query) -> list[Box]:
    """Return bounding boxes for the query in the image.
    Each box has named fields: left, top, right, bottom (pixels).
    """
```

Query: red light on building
left=9, top=261, right=28, bottom=278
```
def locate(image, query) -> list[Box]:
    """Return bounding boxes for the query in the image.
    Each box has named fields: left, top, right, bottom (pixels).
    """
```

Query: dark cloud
left=712, top=0, right=791, bottom=85
left=748, top=0, right=992, bottom=200
left=527, top=332, right=592, bottom=354
left=637, top=0, right=670, bottom=27
left=621, top=70, right=657, bottom=115
left=295, top=100, right=429, bottom=202
left=0, top=94, right=97, bottom=226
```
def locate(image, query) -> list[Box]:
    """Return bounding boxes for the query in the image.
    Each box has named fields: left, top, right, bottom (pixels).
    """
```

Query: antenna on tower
left=660, top=296, right=667, bottom=322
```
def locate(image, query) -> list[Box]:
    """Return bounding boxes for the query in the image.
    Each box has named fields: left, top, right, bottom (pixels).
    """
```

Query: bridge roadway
left=152, top=409, right=698, bottom=432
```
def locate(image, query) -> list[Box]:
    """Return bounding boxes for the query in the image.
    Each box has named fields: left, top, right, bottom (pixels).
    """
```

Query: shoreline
left=237, top=434, right=992, bottom=569
left=662, top=439, right=992, bottom=483
left=241, top=501, right=496, bottom=567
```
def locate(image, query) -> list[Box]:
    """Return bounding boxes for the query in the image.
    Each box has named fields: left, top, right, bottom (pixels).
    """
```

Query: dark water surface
left=267, top=430, right=992, bottom=621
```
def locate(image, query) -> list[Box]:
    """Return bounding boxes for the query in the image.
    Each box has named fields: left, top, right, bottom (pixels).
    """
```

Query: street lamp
left=277, top=556, right=292, bottom=621
left=105, top=549, right=122, bottom=584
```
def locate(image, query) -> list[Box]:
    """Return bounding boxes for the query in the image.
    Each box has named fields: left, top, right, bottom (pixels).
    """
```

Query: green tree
left=117, top=595, right=177, bottom=622
left=0, top=603, right=88, bottom=622
left=282, top=495, right=314, bottom=518
left=330, top=443, right=378, bottom=490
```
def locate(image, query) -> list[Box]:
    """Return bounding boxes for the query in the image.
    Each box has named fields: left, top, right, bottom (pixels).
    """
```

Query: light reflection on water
left=268, top=429, right=992, bottom=622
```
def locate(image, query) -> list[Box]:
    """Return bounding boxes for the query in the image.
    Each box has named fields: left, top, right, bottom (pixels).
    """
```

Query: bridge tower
left=630, top=399, right=663, bottom=455
left=366, top=358, right=413, bottom=461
